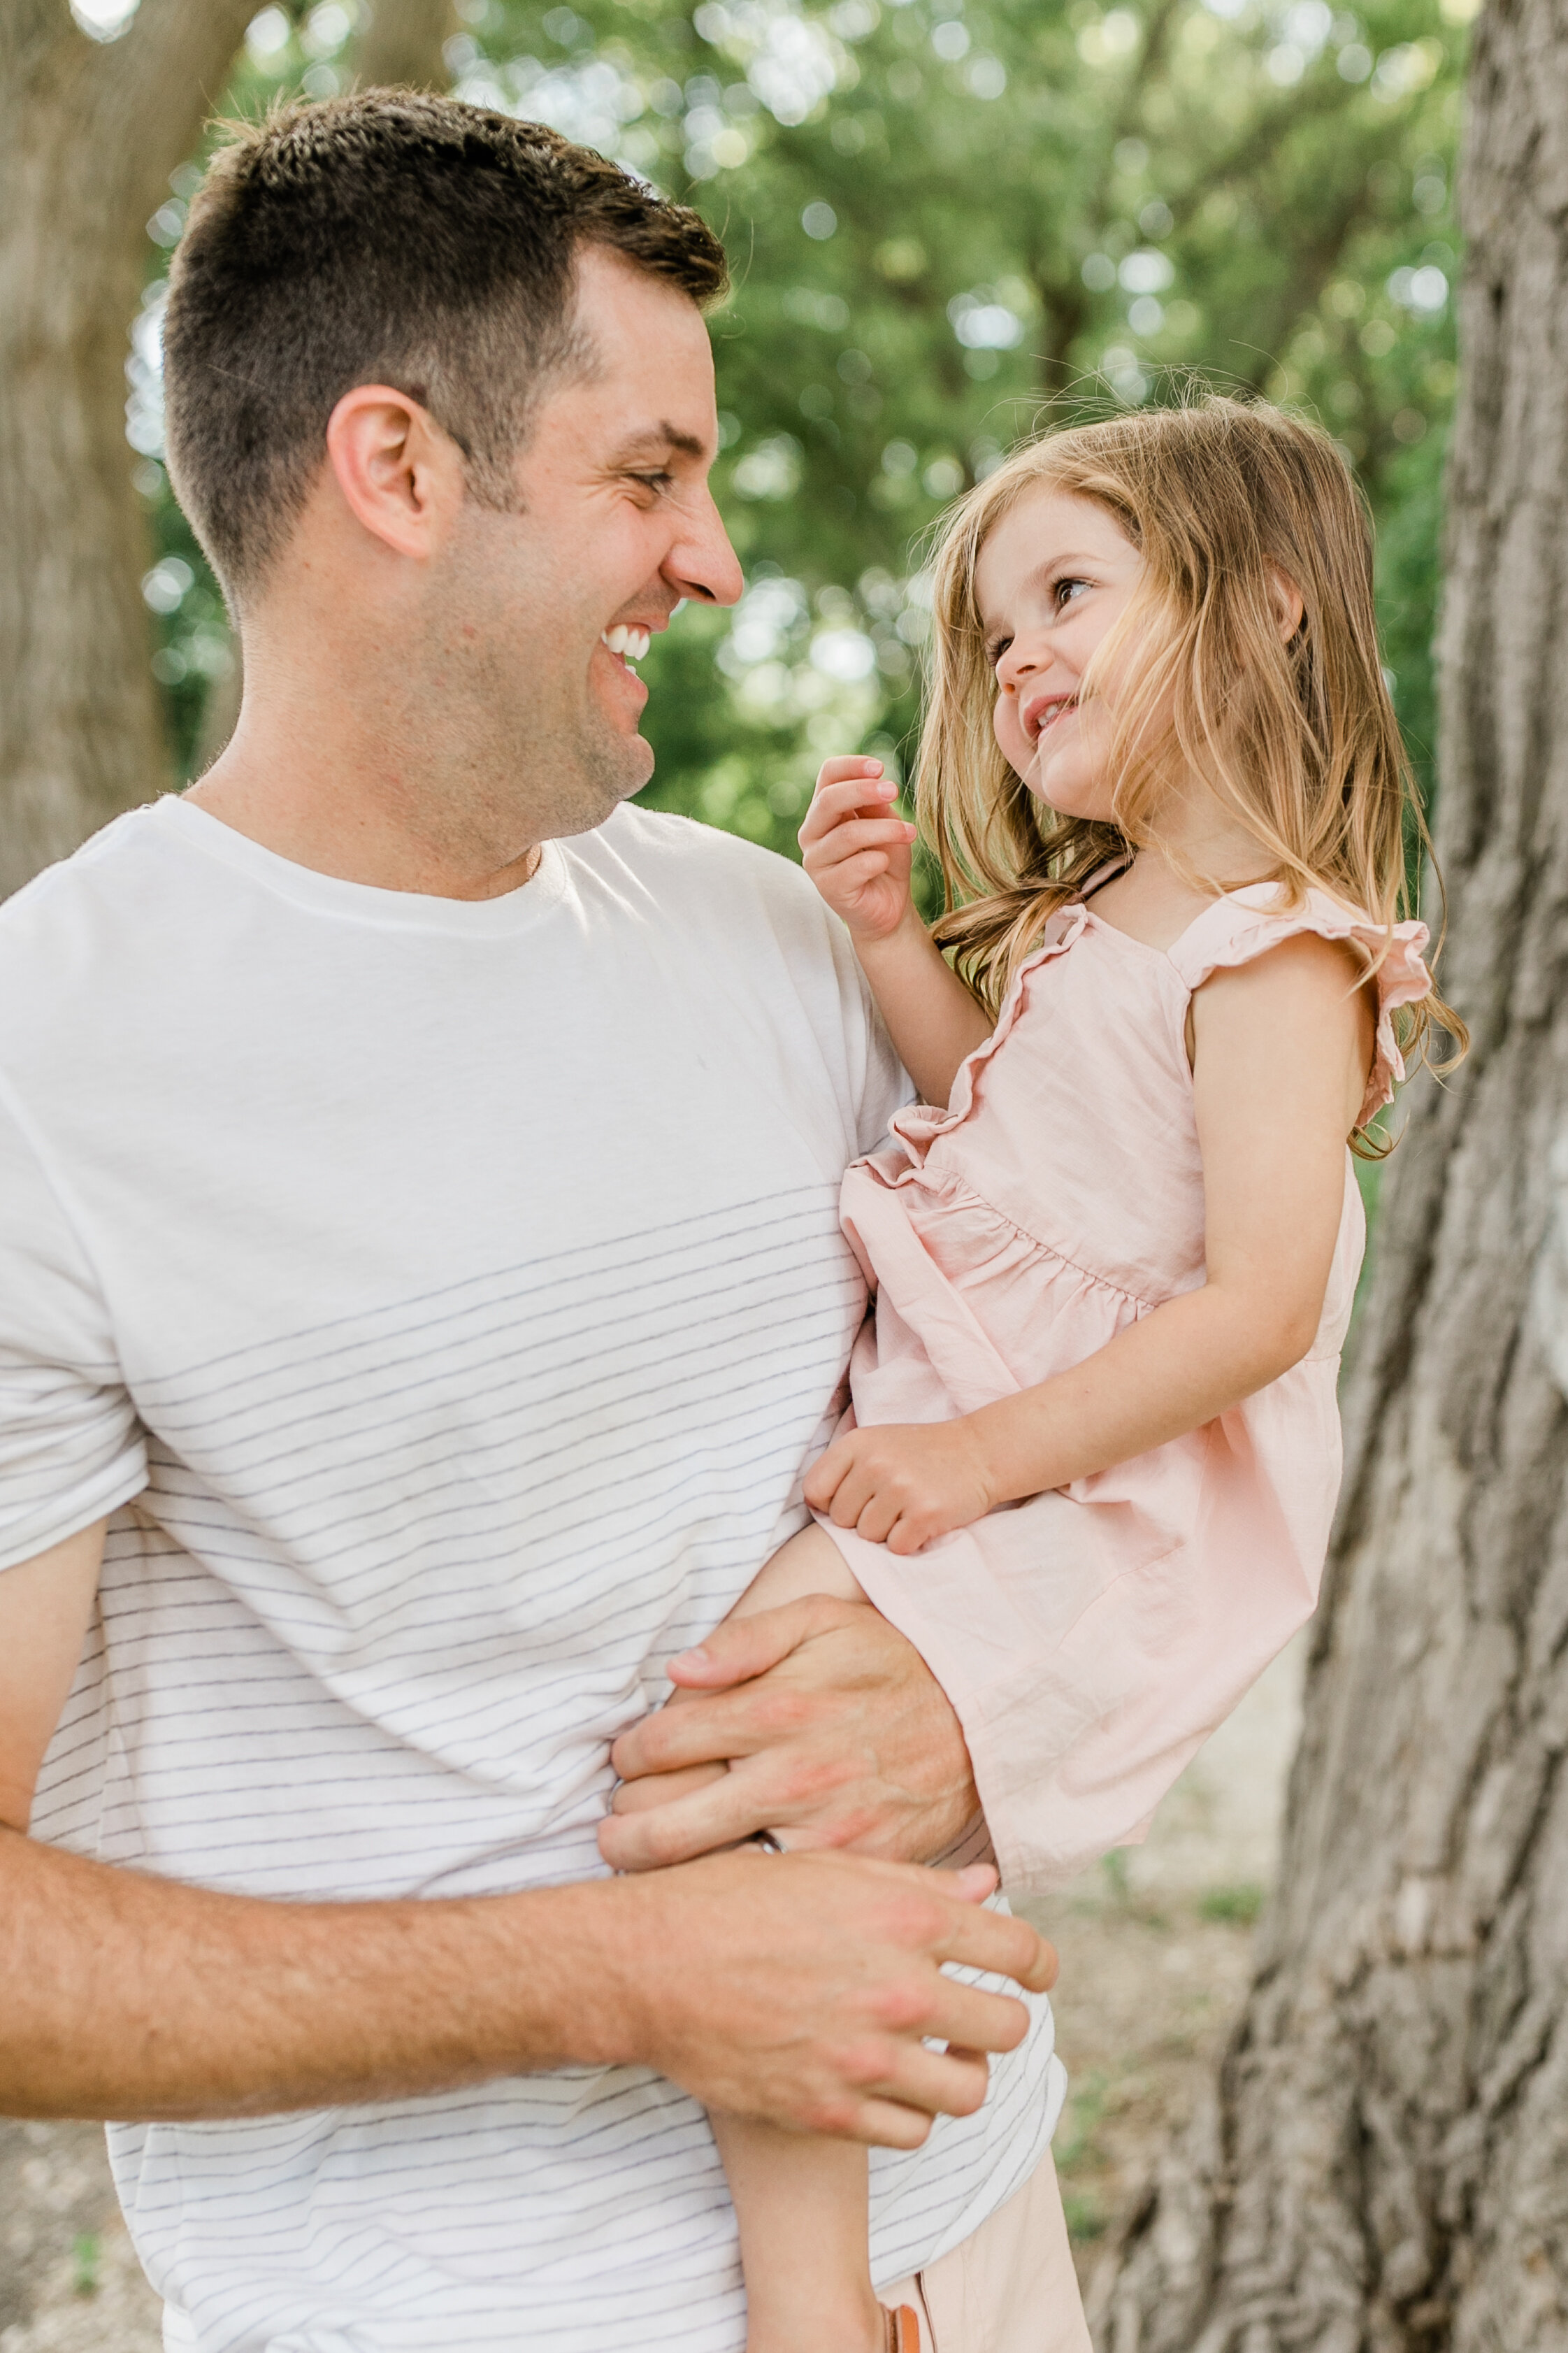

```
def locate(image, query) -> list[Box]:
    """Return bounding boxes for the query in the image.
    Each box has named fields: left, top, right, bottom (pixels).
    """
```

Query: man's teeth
left=601, top=625, right=651, bottom=661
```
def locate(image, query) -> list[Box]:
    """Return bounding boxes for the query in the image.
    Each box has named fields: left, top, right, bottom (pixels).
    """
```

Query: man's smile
left=600, top=624, right=652, bottom=662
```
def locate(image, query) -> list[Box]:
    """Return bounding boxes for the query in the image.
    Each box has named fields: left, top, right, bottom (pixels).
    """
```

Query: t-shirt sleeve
left=0, top=1082, right=146, bottom=1571
left=816, top=911, right=912, bottom=1155
left=855, top=985, right=912, bottom=1156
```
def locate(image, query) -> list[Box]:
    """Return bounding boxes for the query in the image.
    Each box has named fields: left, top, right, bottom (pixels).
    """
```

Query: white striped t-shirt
left=0, top=794, right=1064, bottom=2353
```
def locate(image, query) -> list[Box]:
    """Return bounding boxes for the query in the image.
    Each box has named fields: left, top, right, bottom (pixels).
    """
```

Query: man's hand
left=602, top=1848, right=1056, bottom=2143
left=597, top=1593, right=980, bottom=1873
left=803, top=1419, right=997, bottom=1555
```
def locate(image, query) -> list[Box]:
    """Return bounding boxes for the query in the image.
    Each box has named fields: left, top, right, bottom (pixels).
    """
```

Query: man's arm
left=0, top=1527, right=1050, bottom=2136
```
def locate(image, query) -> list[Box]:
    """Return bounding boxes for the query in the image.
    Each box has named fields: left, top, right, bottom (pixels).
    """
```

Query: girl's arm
left=800, top=758, right=992, bottom=1106
left=805, top=932, right=1375, bottom=1553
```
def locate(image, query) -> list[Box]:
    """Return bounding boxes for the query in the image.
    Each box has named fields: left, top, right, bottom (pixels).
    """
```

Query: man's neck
left=185, top=695, right=543, bottom=903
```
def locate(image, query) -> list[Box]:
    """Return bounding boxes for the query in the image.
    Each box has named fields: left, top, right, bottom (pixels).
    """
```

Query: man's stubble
left=397, top=503, right=653, bottom=867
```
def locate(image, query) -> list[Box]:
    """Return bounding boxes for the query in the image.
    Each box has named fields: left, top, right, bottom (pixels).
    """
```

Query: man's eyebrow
left=614, top=421, right=710, bottom=462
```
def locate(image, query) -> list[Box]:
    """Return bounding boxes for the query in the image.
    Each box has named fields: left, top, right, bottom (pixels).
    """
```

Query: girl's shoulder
left=1165, top=882, right=1432, bottom=1124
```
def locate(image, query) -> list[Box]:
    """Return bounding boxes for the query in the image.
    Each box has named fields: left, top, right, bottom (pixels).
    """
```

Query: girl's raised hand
left=798, top=757, right=918, bottom=944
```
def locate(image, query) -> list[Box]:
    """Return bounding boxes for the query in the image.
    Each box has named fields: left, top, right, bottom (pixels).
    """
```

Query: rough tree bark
left=1091, top=2, right=1568, bottom=2347
left=0, top=0, right=257, bottom=897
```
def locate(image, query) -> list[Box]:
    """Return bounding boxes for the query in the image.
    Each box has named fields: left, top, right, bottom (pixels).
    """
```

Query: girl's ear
left=1267, top=563, right=1307, bottom=644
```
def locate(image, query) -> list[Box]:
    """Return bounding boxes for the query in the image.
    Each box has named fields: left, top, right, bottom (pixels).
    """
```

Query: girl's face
left=972, top=485, right=1146, bottom=821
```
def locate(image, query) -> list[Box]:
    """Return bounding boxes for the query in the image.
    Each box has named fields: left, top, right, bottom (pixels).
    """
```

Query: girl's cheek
left=993, top=699, right=1030, bottom=772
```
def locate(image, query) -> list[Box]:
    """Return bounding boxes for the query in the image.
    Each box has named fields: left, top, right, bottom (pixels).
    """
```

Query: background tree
left=1091, top=0, right=1568, bottom=2340
left=0, top=0, right=254, bottom=897
left=0, top=0, right=458, bottom=893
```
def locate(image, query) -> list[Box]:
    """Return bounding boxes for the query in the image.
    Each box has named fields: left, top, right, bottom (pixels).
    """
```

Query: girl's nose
left=996, top=636, right=1049, bottom=694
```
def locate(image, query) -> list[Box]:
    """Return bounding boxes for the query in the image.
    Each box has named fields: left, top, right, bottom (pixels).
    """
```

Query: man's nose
left=665, top=487, right=745, bottom=610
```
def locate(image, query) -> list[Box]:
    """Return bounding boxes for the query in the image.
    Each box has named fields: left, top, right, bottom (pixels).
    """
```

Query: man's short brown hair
left=163, top=92, right=728, bottom=601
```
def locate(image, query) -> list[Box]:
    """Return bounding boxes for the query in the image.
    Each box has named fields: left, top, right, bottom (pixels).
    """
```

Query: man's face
left=436, top=245, right=743, bottom=846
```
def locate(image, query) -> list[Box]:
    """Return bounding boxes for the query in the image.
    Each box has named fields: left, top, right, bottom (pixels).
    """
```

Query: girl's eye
left=986, top=635, right=1012, bottom=668
left=1053, top=576, right=1090, bottom=610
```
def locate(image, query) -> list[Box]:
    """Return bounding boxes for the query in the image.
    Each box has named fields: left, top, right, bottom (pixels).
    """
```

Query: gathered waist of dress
left=843, top=1146, right=1172, bottom=1320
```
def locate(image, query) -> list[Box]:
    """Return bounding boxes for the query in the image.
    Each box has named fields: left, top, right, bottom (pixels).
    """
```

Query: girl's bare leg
left=728, top=1517, right=868, bottom=1615
left=717, top=1529, right=885, bottom=2347
left=712, top=2102, right=885, bottom=2353
left=619, top=1524, right=891, bottom=2349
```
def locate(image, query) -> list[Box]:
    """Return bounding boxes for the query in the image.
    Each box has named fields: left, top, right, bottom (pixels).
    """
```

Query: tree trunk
left=0, top=0, right=254, bottom=899
left=1091, top=3, right=1568, bottom=2347
left=355, top=0, right=456, bottom=93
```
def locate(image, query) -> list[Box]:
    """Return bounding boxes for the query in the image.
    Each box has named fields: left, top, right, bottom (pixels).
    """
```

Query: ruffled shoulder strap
left=1166, top=883, right=1432, bottom=1129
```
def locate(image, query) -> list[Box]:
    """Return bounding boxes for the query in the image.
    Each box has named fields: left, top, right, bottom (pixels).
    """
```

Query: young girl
left=611, top=395, right=1464, bottom=2352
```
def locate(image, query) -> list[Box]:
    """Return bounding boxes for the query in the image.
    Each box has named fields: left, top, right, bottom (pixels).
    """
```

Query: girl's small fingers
left=800, top=778, right=901, bottom=839
left=814, top=851, right=892, bottom=897
left=805, top=817, right=914, bottom=867
left=816, top=755, right=884, bottom=789
left=856, top=1496, right=901, bottom=1545
left=803, top=1449, right=847, bottom=1510
left=828, top=1470, right=872, bottom=1528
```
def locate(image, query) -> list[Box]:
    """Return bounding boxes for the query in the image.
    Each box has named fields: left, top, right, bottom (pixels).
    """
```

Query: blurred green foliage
left=1197, top=1879, right=1265, bottom=1922
left=132, top=0, right=1469, bottom=860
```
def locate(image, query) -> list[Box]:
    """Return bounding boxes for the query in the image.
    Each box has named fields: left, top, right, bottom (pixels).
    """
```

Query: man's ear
left=324, top=386, right=466, bottom=560
left=1267, top=562, right=1307, bottom=644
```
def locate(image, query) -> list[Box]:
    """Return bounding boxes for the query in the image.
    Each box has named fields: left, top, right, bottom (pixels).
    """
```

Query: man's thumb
left=665, top=1595, right=839, bottom=1689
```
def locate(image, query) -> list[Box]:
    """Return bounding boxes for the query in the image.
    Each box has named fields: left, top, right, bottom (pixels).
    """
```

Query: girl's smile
left=1021, top=689, right=1079, bottom=742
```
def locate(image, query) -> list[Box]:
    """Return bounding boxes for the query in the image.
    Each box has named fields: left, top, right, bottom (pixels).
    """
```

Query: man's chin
left=540, top=731, right=654, bottom=841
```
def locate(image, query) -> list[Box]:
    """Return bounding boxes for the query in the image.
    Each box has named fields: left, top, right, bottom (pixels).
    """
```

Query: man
left=0, top=94, right=1086, bottom=2349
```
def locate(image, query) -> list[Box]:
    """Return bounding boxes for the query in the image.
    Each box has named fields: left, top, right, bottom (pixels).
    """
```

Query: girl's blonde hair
left=918, top=393, right=1465, bottom=1131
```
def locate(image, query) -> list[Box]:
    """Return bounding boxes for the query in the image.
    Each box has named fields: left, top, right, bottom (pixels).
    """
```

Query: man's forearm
left=0, top=1825, right=626, bottom=2120
left=0, top=1826, right=1053, bottom=2142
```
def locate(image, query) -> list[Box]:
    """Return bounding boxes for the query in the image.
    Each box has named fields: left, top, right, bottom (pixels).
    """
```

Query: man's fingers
left=661, top=1594, right=846, bottom=1695
left=933, top=1900, right=1058, bottom=1995
left=597, top=1770, right=770, bottom=1871
left=842, top=2036, right=993, bottom=2124
left=827, top=2097, right=935, bottom=2152
left=610, top=1689, right=753, bottom=1778
left=918, top=1978, right=1034, bottom=2059
left=949, top=1863, right=1000, bottom=1905
left=606, top=1761, right=728, bottom=1816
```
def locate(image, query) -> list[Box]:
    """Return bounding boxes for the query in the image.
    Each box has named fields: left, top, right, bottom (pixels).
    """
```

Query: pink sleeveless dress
left=823, top=881, right=1431, bottom=1894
